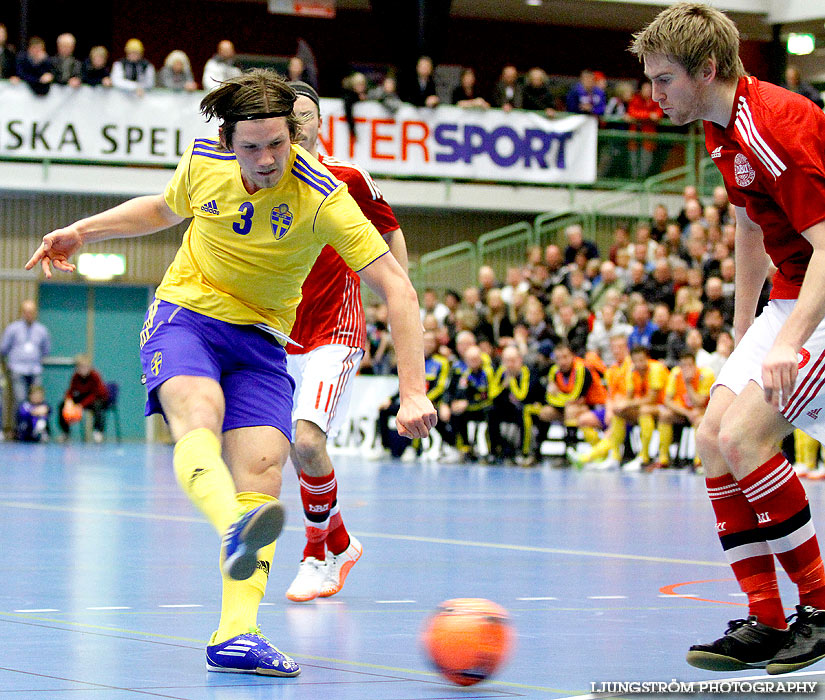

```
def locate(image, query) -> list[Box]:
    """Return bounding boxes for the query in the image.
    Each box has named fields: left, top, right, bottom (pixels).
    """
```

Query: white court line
left=87, top=606, right=131, bottom=610
left=14, top=608, right=59, bottom=613
left=729, top=593, right=747, bottom=597
left=517, top=596, right=559, bottom=601
left=588, top=596, right=627, bottom=600
left=658, top=593, right=697, bottom=598
left=158, top=604, right=202, bottom=608
left=375, top=600, right=416, bottom=604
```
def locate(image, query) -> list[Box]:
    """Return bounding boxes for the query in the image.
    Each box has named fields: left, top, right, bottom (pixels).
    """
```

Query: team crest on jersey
left=734, top=153, right=755, bottom=187
left=271, top=203, right=293, bottom=240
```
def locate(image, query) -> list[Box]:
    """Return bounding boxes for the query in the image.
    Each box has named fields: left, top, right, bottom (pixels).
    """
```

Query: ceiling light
left=526, top=0, right=543, bottom=6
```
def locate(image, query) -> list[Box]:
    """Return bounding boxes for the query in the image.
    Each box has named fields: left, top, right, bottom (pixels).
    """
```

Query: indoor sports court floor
left=2, top=442, right=825, bottom=699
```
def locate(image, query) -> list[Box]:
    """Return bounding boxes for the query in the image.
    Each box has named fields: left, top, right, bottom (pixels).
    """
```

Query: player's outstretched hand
left=26, top=226, right=83, bottom=278
left=396, top=393, right=437, bottom=440
left=762, top=342, right=798, bottom=409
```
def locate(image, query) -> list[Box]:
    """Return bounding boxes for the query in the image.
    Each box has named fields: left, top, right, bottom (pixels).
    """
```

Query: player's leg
left=651, top=407, right=679, bottom=469
left=287, top=345, right=364, bottom=600
left=204, top=331, right=299, bottom=677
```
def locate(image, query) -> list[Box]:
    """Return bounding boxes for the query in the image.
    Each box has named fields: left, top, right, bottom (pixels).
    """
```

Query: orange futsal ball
left=61, top=402, right=83, bottom=425
left=421, top=598, right=514, bottom=686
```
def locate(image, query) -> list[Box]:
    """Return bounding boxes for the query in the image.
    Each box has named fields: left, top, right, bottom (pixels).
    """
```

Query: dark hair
left=200, top=69, right=303, bottom=149
left=679, top=351, right=697, bottom=362
left=630, top=345, right=651, bottom=357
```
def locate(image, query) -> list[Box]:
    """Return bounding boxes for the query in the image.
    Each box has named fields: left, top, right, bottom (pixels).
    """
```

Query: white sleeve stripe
left=735, top=99, right=787, bottom=177
left=739, top=99, right=786, bottom=173
left=325, top=156, right=382, bottom=200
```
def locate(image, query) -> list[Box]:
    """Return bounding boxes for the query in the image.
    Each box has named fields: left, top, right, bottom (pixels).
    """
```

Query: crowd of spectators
left=366, top=184, right=765, bottom=469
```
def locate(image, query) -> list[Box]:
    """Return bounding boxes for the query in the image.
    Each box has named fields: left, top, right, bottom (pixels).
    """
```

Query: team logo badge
left=734, top=153, right=755, bottom=187
left=271, top=203, right=293, bottom=240
left=151, top=351, right=163, bottom=376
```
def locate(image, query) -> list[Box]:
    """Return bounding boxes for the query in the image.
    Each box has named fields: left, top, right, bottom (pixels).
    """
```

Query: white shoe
left=365, top=446, right=389, bottom=461
left=92, top=430, right=104, bottom=444
left=285, top=557, right=326, bottom=602
left=400, top=446, right=417, bottom=462
left=440, top=445, right=463, bottom=463
left=319, top=535, right=362, bottom=598
left=623, top=456, right=644, bottom=471
left=591, top=456, right=620, bottom=471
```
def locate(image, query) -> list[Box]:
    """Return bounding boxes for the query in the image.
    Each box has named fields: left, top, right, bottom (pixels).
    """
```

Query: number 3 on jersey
left=233, top=202, right=254, bottom=235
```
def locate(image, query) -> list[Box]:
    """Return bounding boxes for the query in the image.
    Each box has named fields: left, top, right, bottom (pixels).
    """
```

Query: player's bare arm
left=26, top=194, right=184, bottom=278
left=732, top=205, right=770, bottom=345
left=358, top=252, right=437, bottom=439
left=763, top=220, right=825, bottom=407
left=383, top=227, right=409, bottom=273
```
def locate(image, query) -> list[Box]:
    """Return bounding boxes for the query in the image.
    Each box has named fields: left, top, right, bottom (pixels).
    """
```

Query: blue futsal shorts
left=139, top=299, right=294, bottom=439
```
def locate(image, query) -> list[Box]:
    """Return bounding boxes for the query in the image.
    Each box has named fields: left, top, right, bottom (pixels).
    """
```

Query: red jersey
left=287, top=154, right=400, bottom=354
left=704, top=76, right=825, bottom=299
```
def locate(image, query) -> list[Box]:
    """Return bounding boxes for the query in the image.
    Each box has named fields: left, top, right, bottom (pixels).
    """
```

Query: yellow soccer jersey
left=156, top=139, right=389, bottom=337
left=666, top=365, right=715, bottom=409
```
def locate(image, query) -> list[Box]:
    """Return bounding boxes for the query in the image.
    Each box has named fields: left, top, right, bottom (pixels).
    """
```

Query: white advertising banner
left=0, top=83, right=597, bottom=184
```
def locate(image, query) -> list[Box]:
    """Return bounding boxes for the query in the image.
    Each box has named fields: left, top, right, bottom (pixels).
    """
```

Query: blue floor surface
left=2, top=442, right=825, bottom=699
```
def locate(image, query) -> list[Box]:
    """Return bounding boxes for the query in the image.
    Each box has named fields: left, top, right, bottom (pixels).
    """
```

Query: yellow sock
left=173, top=428, right=240, bottom=535
left=214, top=491, right=278, bottom=644
left=658, top=422, right=673, bottom=465
left=582, top=427, right=599, bottom=445
left=608, top=416, right=626, bottom=461
left=639, top=414, right=655, bottom=462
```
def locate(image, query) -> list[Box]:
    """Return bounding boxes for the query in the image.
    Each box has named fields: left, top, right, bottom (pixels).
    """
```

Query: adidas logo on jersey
left=200, top=200, right=219, bottom=215
left=711, top=146, right=722, bottom=159
left=807, top=407, right=822, bottom=420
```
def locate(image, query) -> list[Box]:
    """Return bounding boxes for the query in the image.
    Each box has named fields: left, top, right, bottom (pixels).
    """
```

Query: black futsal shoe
left=767, top=606, right=825, bottom=675
left=686, top=616, right=790, bottom=671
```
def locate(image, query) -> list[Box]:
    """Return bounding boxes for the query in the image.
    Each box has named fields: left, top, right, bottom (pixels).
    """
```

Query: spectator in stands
left=404, top=55, right=439, bottom=108
left=675, top=285, right=703, bottom=328
left=703, top=330, right=733, bottom=378
left=111, top=38, right=155, bottom=96
left=476, top=265, right=499, bottom=303
left=599, top=81, right=635, bottom=178
left=699, top=306, right=729, bottom=353
left=452, top=67, right=489, bottom=109
left=2, top=299, right=51, bottom=416
left=627, top=81, right=663, bottom=178
left=286, top=56, right=313, bottom=87
left=0, top=23, right=15, bottom=79
left=648, top=259, right=676, bottom=308
left=362, top=303, right=392, bottom=375
left=448, top=344, right=495, bottom=461
left=81, top=46, right=111, bottom=87
left=681, top=198, right=705, bottom=237
left=13, top=36, right=54, bottom=96
left=368, top=74, right=402, bottom=114
left=566, top=69, right=606, bottom=116
left=15, top=384, right=50, bottom=443
left=522, top=67, right=555, bottom=116
left=58, top=354, right=109, bottom=443
left=632, top=222, right=658, bottom=262
left=663, top=222, right=691, bottom=264
left=653, top=351, right=713, bottom=470
left=720, top=257, right=735, bottom=297
left=649, top=303, right=671, bottom=361
left=158, top=50, right=198, bottom=92
left=492, top=64, right=522, bottom=111
left=587, top=303, right=632, bottom=365
left=676, top=185, right=700, bottom=229
left=686, top=327, right=711, bottom=369
left=342, top=71, right=368, bottom=138
left=563, top=224, right=598, bottom=265
left=607, top=224, right=630, bottom=264
left=712, top=186, right=732, bottom=225
left=664, top=311, right=690, bottom=367
left=620, top=345, right=669, bottom=470
left=605, top=80, right=634, bottom=120
left=651, top=203, right=669, bottom=242
left=483, top=289, right=514, bottom=348
left=420, top=288, right=450, bottom=325
left=553, top=303, right=589, bottom=357
left=52, top=33, right=81, bottom=87
left=628, top=302, right=656, bottom=349
left=625, top=261, right=653, bottom=298
left=686, top=234, right=709, bottom=270
left=501, top=266, right=529, bottom=306
left=783, top=65, right=824, bottom=109
left=202, top=40, right=241, bottom=91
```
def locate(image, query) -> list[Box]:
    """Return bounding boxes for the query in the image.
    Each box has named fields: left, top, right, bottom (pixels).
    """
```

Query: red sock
left=739, top=454, right=825, bottom=610
left=707, top=474, right=785, bottom=628
left=299, top=471, right=338, bottom=561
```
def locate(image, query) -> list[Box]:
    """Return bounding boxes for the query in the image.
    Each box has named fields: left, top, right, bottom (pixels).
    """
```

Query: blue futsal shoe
left=206, top=629, right=301, bottom=676
left=221, top=500, right=285, bottom=581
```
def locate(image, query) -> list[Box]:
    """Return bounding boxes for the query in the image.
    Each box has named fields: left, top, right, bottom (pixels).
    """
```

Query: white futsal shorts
left=286, top=344, right=364, bottom=438
left=714, top=299, right=825, bottom=441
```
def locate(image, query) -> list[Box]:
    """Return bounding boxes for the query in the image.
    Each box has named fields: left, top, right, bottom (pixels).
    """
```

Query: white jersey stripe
left=323, top=156, right=382, bottom=200
left=735, top=115, right=781, bottom=178
left=738, top=99, right=787, bottom=174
